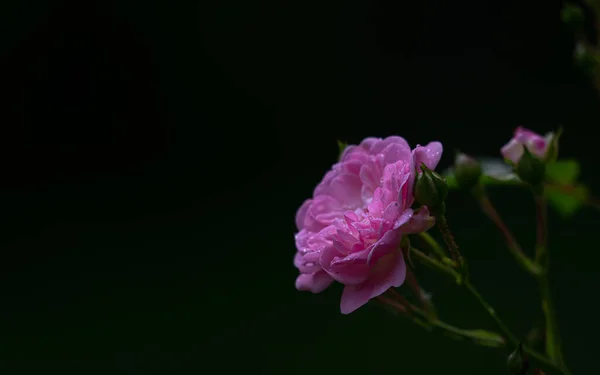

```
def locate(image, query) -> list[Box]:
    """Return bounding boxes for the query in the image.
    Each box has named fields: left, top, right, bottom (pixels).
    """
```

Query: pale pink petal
left=342, top=159, right=364, bottom=176
left=369, top=136, right=411, bottom=155
left=514, top=126, right=544, bottom=144
left=380, top=142, right=412, bottom=165
left=309, top=195, right=344, bottom=230
left=504, top=127, right=549, bottom=163
left=526, top=138, right=548, bottom=158
left=500, top=139, right=523, bottom=164
left=313, top=167, right=338, bottom=196
left=329, top=173, right=363, bottom=208
left=340, top=145, right=358, bottom=162
left=340, top=250, right=406, bottom=314
left=383, top=201, right=401, bottom=222
left=336, top=228, right=359, bottom=247
left=340, top=283, right=373, bottom=314
left=367, top=198, right=384, bottom=218
left=413, top=141, right=443, bottom=172
left=359, top=163, right=380, bottom=195
left=320, top=246, right=370, bottom=285
left=392, top=209, right=414, bottom=230
left=341, top=147, right=370, bottom=164
left=294, top=229, right=310, bottom=253
left=358, top=137, right=381, bottom=152
left=381, top=161, right=404, bottom=194
left=366, top=229, right=401, bottom=265
left=400, top=206, right=435, bottom=233
left=296, top=227, right=335, bottom=255
left=367, top=250, right=406, bottom=300
left=295, top=199, right=312, bottom=230
left=306, top=233, right=333, bottom=253
left=296, top=271, right=334, bottom=293
left=404, top=156, right=417, bottom=208
left=294, top=251, right=322, bottom=273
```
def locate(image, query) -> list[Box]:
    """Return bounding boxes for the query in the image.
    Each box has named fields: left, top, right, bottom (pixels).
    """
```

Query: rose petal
left=393, top=209, right=414, bottom=230
left=330, top=173, right=363, bottom=208
left=413, top=141, right=443, bottom=172
left=296, top=271, right=334, bottom=293
left=320, top=246, right=370, bottom=285
left=369, top=136, right=411, bottom=155
left=500, top=139, right=523, bottom=165
left=399, top=206, right=435, bottom=233
left=381, top=142, right=412, bottom=166
left=359, top=137, right=381, bottom=152
left=340, top=250, right=406, bottom=314
left=294, top=251, right=322, bottom=273
left=295, top=199, right=312, bottom=230
left=366, top=229, right=400, bottom=265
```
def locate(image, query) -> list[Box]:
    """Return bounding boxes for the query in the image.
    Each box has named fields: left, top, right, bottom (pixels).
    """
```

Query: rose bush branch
left=453, top=151, right=540, bottom=275
left=404, top=266, right=437, bottom=318
left=471, top=183, right=542, bottom=276
left=292, top=131, right=580, bottom=375
left=412, top=140, right=573, bottom=375
left=535, top=189, right=567, bottom=370
left=500, top=127, right=570, bottom=372
left=416, top=231, right=448, bottom=261
left=377, top=288, right=505, bottom=348
left=411, top=242, right=567, bottom=375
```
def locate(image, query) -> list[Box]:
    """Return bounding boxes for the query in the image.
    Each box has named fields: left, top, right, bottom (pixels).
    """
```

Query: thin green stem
left=472, top=184, right=542, bottom=276
left=410, top=247, right=462, bottom=283
left=414, top=234, right=570, bottom=374
left=464, top=280, right=566, bottom=374
left=417, top=231, right=448, bottom=260
left=463, top=280, right=519, bottom=345
left=436, top=211, right=462, bottom=264
left=378, top=294, right=505, bottom=348
left=429, top=319, right=505, bottom=348
left=534, top=193, right=567, bottom=371
left=405, top=267, right=437, bottom=318
left=535, top=194, right=548, bottom=264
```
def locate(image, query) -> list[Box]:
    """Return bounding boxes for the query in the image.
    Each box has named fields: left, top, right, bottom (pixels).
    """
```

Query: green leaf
left=337, top=140, right=348, bottom=161
left=545, top=184, right=589, bottom=217
left=545, top=159, right=580, bottom=186
left=432, top=319, right=505, bottom=348
left=468, top=329, right=506, bottom=348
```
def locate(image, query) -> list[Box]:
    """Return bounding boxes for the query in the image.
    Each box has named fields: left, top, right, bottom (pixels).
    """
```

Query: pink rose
left=294, top=136, right=443, bottom=314
left=501, top=126, right=553, bottom=165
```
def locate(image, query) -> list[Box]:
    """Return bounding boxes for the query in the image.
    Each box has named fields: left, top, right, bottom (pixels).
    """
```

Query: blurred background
left=0, top=0, right=598, bottom=373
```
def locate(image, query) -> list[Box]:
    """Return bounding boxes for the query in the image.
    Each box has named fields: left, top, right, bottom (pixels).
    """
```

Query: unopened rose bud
left=516, top=148, right=546, bottom=186
left=454, top=152, right=482, bottom=189
left=414, top=163, right=448, bottom=213
left=507, top=343, right=529, bottom=375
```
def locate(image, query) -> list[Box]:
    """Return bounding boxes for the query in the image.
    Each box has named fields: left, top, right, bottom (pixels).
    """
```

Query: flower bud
left=453, top=152, right=482, bottom=189
left=515, top=147, right=546, bottom=186
left=414, top=163, right=448, bottom=212
left=507, top=343, right=529, bottom=375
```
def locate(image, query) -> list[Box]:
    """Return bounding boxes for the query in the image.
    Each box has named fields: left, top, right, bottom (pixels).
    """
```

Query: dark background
left=0, top=0, right=598, bottom=373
